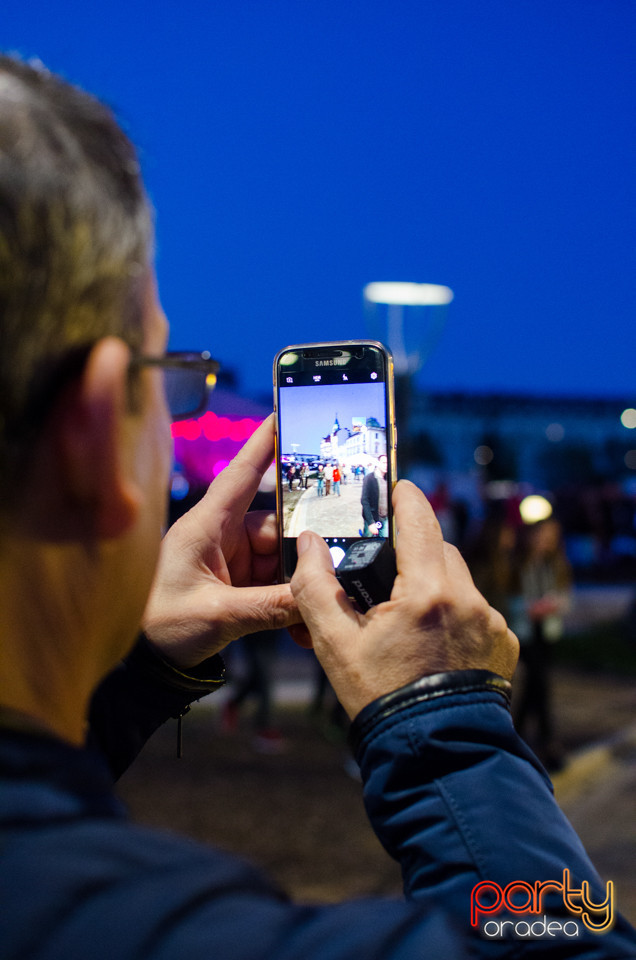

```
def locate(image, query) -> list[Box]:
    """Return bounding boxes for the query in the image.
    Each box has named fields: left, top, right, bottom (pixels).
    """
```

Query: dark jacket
left=1, top=648, right=635, bottom=958
left=361, top=471, right=380, bottom=526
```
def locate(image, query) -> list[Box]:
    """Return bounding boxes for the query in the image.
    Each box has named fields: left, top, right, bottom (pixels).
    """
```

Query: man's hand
left=142, top=415, right=301, bottom=669
left=291, top=479, right=519, bottom=720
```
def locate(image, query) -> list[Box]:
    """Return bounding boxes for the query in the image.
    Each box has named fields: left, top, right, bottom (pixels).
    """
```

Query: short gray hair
left=0, top=55, right=153, bottom=498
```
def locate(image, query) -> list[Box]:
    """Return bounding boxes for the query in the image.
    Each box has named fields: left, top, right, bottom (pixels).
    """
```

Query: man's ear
left=59, top=337, right=142, bottom=539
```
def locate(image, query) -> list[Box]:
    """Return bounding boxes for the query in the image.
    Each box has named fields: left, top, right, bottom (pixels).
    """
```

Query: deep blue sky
left=4, top=0, right=636, bottom=401
left=279, top=381, right=386, bottom=453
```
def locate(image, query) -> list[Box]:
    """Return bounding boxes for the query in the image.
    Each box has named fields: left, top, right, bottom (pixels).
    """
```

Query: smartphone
left=274, top=340, right=396, bottom=581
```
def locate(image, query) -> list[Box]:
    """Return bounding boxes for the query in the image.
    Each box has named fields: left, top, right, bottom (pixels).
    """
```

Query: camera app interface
left=278, top=366, right=390, bottom=571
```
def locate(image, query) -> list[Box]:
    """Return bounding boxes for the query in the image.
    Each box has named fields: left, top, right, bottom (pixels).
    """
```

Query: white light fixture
left=363, top=281, right=454, bottom=375
left=363, top=281, right=454, bottom=306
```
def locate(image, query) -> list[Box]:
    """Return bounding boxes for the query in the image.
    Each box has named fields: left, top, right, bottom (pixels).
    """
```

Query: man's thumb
left=291, top=531, right=356, bottom=640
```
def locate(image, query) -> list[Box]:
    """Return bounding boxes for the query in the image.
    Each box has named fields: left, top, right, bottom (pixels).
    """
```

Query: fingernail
left=296, top=531, right=311, bottom=556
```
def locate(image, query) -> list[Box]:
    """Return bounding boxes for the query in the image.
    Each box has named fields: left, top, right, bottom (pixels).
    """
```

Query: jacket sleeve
left=346, top=669, right=636, bottom=956
left=86, top=634, right=226, bottom=779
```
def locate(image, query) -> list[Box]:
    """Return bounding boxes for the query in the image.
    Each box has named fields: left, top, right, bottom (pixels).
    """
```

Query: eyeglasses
left=131, top=351, right=220, bottom=421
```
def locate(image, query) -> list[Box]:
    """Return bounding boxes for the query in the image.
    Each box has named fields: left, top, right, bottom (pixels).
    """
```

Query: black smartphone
left=273, top=340, right=397, bottom=581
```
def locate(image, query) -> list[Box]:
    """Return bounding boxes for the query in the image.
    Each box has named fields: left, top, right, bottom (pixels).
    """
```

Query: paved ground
left=286, top=478, right=367, bottom=537
left=549, top=676, right=636, bottom=927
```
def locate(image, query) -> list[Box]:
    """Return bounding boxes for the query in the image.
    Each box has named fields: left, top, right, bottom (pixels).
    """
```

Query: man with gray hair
left=0, top=55, right=634, bottom=959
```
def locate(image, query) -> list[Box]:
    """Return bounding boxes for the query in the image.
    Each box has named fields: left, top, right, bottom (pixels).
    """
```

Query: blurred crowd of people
left=283, top=458, right=379, bottom=495
left=553, top=480, right=636, bottom=574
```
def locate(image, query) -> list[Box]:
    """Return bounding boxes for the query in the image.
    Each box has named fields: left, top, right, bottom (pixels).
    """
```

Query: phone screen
left=274, top=341, right=396, bottom=581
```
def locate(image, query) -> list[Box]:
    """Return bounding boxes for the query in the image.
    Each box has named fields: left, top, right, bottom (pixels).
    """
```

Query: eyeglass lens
left=163, top=367, right=210, bottom=420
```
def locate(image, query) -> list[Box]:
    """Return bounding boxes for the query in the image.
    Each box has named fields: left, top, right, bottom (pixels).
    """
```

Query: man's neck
left=0, top=536, right=124, bottom=747
left=0, top=637, right=90, bottom=746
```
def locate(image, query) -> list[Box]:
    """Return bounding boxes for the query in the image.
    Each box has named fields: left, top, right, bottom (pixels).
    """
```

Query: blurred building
left=407, top=390, right=636, bottom=575
left=319, top=415, right=387, bottom=465
left=408, top=390, right=636, bottom=490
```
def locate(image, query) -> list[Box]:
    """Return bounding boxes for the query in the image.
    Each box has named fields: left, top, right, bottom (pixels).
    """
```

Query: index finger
left=194, top=414, right=276, bottom=525
left=392, top=480, right=446, bottom=591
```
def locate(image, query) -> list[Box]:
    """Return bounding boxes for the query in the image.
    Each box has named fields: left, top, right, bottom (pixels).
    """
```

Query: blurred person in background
left=316, top=461, right=325, bottom=495
left=360, top=461, right=383, bottom=536
left=332, top=462, right=341, bottom=496
left=511, top=518, right=573, bottom=771
left=467, top=514, right=518, bottom=623
left=324, top=461, right=333, bottom=495
left=221, top=628, right=285, bottom=753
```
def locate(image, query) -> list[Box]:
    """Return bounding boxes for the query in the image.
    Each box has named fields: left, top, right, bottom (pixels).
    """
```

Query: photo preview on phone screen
left=275, top=343, right=395, bottom=581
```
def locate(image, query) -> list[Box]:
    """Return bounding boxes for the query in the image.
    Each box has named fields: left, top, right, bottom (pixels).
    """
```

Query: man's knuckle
left=410, top=587, right=454, bottom=628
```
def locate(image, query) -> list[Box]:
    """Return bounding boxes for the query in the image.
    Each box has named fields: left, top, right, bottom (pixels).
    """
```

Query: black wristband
left=128, top=633, right=227, bottom=695
left=349, top=669, right=512, bottom=755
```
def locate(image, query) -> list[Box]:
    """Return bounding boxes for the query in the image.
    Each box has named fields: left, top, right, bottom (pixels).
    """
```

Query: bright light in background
left=213, top=459, right=230, bottom=477
left=170, top=473, right=190, bottom=501
left=363, top=282, right=454, bottom=306
left=620, top=408, right=636, bottom=429
left=519, top=494, right=553, bottom=524
left=171, top=412, right=263, bottom=488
